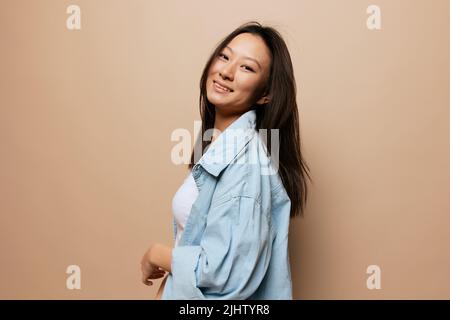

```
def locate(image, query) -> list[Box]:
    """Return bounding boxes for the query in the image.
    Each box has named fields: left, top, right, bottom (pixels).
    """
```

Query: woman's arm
left=141, top=243, right=173, bottom=287
left=167, top=196, right=271, bottom=299
left=148, top=243, right=173, bottom=273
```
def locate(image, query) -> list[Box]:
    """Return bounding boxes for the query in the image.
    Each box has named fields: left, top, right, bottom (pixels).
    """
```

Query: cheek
left=208, top=61, right=223, bottom=76
left=235, top=76, right=260, bottom=94
left=207, top=64, right=222, bottom=86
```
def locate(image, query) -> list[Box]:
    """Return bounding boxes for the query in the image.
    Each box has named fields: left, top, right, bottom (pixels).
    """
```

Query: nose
left=219, top=64, right=234, bottom=81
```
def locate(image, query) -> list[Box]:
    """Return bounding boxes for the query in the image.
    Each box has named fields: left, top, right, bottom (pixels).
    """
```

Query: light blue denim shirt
left=161, top=109, right=293, bottom=300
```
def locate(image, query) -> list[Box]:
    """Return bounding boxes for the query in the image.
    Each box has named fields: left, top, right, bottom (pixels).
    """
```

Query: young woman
left=140, top=21, right=311, bottom=300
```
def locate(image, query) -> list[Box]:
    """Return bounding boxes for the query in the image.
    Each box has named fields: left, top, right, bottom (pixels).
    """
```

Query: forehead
left=226, top=33, right=271, bottom=68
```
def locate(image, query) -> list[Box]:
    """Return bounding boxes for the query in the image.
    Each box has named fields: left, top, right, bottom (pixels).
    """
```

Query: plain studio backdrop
left=1, top=0, right=449, bottom=299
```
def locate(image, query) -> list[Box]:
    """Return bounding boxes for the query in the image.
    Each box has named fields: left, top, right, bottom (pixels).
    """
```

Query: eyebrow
left=225, top=46, right=262, bottom=70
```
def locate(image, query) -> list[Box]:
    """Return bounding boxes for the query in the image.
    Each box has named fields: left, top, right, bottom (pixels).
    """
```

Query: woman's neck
left=213, top=111, right=241, bottom=142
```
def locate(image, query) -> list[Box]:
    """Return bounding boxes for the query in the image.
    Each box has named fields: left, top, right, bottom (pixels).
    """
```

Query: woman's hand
left=141, top=244, right=167, bottom=286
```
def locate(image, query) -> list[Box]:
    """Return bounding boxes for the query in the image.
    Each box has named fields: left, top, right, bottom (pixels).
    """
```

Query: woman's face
left=206, top=33, right=272, bottom=115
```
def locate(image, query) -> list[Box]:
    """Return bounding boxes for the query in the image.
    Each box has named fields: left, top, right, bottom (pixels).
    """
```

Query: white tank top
left=171, top=170, right=199, bottom=247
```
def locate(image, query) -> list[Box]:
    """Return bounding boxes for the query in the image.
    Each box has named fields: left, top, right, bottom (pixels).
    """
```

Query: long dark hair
left=189, top=21, right=311, bottom=218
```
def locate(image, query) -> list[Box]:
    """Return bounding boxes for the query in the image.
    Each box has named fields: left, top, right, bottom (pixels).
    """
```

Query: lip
left=213, top=80, right=233, bottom=93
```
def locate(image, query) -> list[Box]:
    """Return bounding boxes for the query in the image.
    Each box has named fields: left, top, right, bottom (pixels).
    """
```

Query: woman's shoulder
left=216, top=134, right=285, bottom=200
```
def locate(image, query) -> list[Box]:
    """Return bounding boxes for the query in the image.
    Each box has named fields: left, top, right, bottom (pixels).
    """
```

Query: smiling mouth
left=213, top=81, right=233, bottom=93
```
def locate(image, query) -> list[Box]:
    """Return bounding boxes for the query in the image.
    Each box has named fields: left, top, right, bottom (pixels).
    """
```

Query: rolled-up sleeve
left=169, top=195, right=273, bottom=299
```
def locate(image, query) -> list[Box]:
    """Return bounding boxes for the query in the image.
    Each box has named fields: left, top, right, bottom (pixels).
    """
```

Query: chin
left=206, top=92, right=225, bottom=107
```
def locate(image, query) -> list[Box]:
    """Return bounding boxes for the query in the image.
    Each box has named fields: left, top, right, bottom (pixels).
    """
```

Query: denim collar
left=194, top=109, right=257, bottom=177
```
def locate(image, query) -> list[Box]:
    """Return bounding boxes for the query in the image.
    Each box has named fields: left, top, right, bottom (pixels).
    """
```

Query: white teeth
left=215, top=82, right=230, bottom=92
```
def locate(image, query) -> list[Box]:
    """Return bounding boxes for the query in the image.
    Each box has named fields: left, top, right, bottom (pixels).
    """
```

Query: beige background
left=1, top=0, right=449, bottom=299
